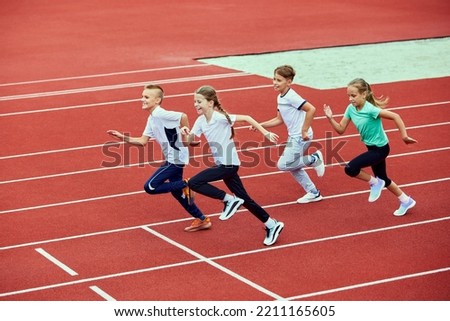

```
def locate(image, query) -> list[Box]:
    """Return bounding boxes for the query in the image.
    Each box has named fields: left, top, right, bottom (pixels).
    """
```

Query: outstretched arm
left=107, top=130, right=150, bottom=146
left=235, top=114, right=279, bottom=143
left=379, top=110, right=418, bottom=144
left=259, top=112, right=284, bottom=128
left=323, top=104, right=350, bottom=135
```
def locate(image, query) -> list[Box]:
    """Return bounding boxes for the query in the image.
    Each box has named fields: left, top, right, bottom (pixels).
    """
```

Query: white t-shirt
left=191, top=111, right=240, bottom=166
left=277, top=88, right=313, bottom=137
left=142, top=106, right=189, bottom=165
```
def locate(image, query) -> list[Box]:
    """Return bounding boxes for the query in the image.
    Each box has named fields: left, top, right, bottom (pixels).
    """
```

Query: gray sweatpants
left=277, top=135, right=316, bottom=193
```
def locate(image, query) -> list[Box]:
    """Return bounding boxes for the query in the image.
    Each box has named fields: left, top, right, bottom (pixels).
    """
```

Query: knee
left=187, top=177, right=200, bottom=190
left=344, top=164, right=359, bottom=177
left=277, top=159, right=289, bottom=171
left=144, top=182, right=156, bottom=194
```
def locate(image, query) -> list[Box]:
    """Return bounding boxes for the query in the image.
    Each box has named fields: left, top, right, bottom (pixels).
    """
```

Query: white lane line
left=286, top=267, right=450, bottom=300
left=142, top=226, right=285, bottom=300
left=0, top=84, right=273, bottom=117
left=1, top=216, right=448, bottom=298
left=35, top=248, right=78, bottom=276
left=0, top=72, right=250, bottom=101
left=1, top=122, right=448, bottom=185
left=0, top=63, right=211, bottom=87
left=1, top=101, right=448, bottom=158
left=2, top=180, right=449, bottom=252
left=0, top=161, right=448, bottom=215
left=89, top=286, right=116, bottom=301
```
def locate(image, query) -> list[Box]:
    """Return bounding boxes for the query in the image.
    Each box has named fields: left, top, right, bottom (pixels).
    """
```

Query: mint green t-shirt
left=344, top=101, right=389, bottom=147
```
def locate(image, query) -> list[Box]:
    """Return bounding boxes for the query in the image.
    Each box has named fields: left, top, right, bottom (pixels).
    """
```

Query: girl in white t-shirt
left=182, top=85, right=284, bottom=246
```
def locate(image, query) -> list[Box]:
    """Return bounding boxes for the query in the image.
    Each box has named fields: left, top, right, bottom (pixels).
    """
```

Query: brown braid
left=347, top=78, right=389, bottom=108
left=195, top=85, right=235, bottom=138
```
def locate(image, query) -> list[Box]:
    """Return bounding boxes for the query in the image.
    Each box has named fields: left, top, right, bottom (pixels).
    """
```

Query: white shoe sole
left=297, top=195, right=323, bottom=204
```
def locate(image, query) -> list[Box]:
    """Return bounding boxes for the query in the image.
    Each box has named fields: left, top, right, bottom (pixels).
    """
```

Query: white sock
left=223, top=194, right=233, bottom=202
left=264, top=218, right=276, bottom=229
left=398, top=193, right=409, bottom=203
left=369, top=176, right=378, bottom=185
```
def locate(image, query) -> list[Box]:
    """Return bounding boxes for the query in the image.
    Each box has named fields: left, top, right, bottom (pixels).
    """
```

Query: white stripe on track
left=0, top=64, right=210, bottom=87
left=286, top=267, right=450, bottom=300
left=1, top=101, right=448, bottom=158
left=1, top=178, right=448, bottom=249
left=35, top=248, right=78, bottom=276
left=1, top=216, right=448, bottom=297
left=1, top=129, right=449, bottom=185
left=0, top=72, right=250, bottom=101
left=0, top=84, right=273, bottom=117
left=89, top=286, right=116, bottom=301
left=142, top=226, right=285, bottom=300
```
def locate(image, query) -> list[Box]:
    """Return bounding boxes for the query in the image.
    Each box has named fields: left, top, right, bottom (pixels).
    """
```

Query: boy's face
left=141, top=89, right=161, bottom=111
left=273, top=72, right=292, bottom=95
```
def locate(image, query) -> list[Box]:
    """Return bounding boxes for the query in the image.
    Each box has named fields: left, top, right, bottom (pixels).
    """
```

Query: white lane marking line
left=1, top=216, right=448, bottom=298
left=89, top=286, right=116, bottom=301
left=2, top=181, right=449, bottom=252
left=0, top=84, right=273, bottom=117
left=286, top=267, right=450, bottom=300
left=1, top=122, right=449, bottom=184
left=0, top=72, right=250, bottom=101
left=0, top=64, right=211, bottom=87
left=142, top=226, right=285, bottom=300
left=35, top=248, right=78, bottom=276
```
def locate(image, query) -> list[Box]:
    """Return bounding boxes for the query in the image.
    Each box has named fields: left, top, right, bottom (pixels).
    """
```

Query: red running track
left=1, top=0, right=449, bottom=302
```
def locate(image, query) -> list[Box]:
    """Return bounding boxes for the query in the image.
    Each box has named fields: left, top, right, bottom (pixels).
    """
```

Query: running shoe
left=263, top=220, right=284, bottom=246
left=368, top=177, right=385, bottom=202
left=220, top=196, right=244, bottom=220
left=297, top=190, right=323, bottom=204
left=184, top=217, right=212, bottom=232
left=393, top=197, right=416, bottom=216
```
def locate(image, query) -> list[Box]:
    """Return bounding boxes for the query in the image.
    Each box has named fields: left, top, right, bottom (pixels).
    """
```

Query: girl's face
left=194, top=93, right=213, bottom=115
left=141, top=89, right=161, bottom=111
left=346, top=85, right=367, bottom=109
left=273, top=72, right=291, bottom=95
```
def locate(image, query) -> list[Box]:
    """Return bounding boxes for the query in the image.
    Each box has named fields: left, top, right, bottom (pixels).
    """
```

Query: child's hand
left=180, top=126, right=190, bottom=135
left=323, top=104, right=333, bottom=119
left=107, top=130, right=122, bottom=139
left=403, top=136, right=418, bottom=144
left=264, top=132, right=279, bottom=143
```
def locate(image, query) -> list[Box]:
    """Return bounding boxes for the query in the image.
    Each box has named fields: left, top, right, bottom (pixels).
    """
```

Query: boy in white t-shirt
left=107, top=84, right=210, bottom=232
left=259, top=65, right=325, bottom=204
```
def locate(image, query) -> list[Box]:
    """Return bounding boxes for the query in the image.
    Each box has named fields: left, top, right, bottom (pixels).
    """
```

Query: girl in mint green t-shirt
left=323, top=78, right=417, bottom=216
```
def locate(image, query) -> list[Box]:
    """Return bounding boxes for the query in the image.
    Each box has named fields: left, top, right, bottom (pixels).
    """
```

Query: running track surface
left=1, top=0, right=449, bottom=301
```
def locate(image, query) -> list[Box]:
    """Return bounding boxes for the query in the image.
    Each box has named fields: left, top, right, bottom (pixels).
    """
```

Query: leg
left=167, top=166, right=205, bottom=220
left=143, top=161, right=185, bottom=194
left=278, top=136, right=318, bottom=193
left=188, top=166, right=230, bottom=200
left=223, top=172, right=270, bottom=223
left=345, top=145, right=389, bottom=202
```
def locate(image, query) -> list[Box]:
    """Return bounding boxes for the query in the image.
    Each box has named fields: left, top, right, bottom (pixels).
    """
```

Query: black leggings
left=188, top=165, right=270, bottom=223
left=345, top=144, right=392, bottom=187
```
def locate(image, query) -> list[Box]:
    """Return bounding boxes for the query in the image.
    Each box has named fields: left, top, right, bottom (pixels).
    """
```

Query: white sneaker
left=311, top=151, right=325, bottom=177
left=297, top=191, right=323, bottom=204
left=220, top=196, right=244, bottom=220
left=263, top=220, right=284, bottom=246
left=393, top=197, right=416, bottom=216
left=368, top=177, right=385, bottom=202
